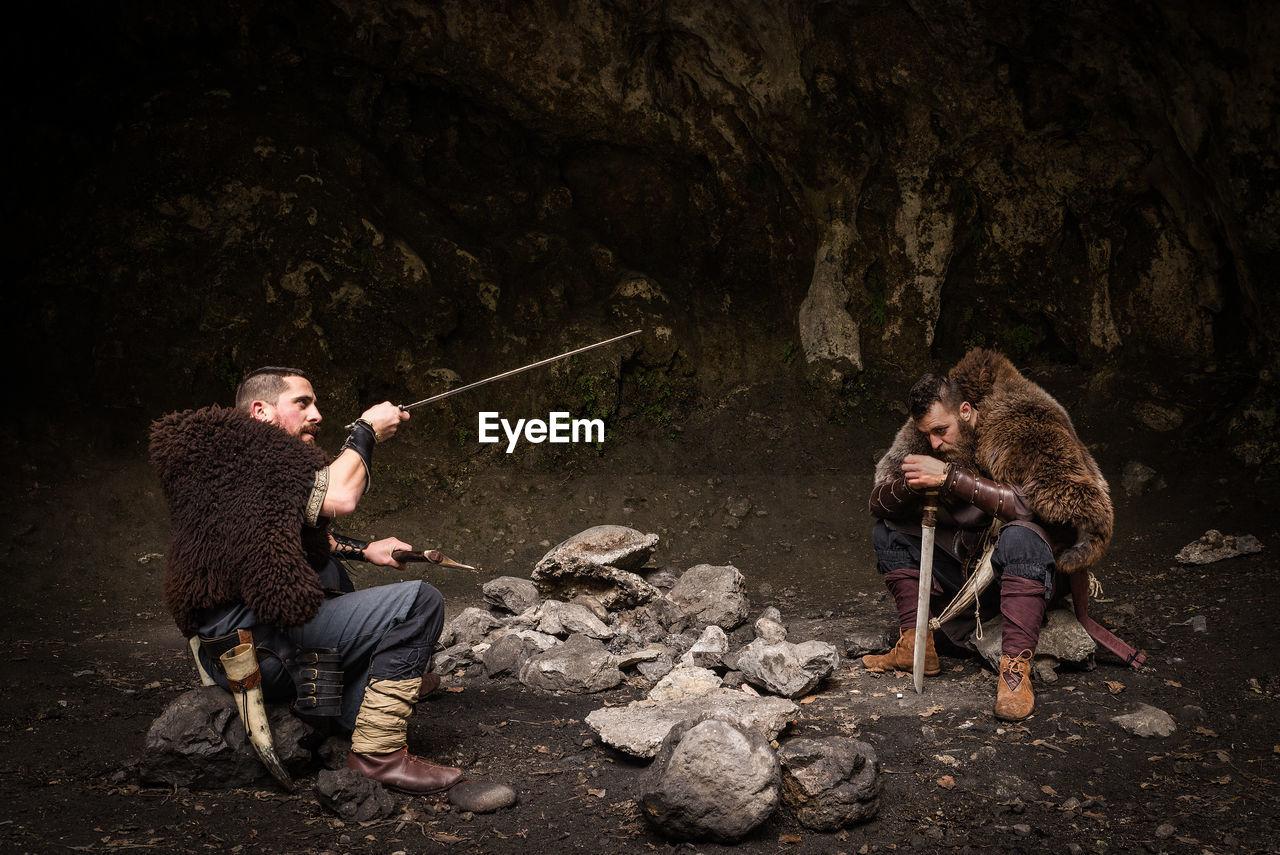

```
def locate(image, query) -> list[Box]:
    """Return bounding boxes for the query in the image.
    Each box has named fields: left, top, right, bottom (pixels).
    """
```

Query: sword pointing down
left=913, top=491, right=939, bottom=695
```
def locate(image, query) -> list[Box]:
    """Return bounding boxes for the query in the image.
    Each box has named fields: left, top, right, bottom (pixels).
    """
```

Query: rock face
left=138, top=687, right=317, bottom=789
left=778, top=738, right=881, bottom=830
left=17, top=0, right=1277, bottom=448
left=585, top=689, right=799, bottom=759
left=640, top=716, right=781, bottom=843
left=532, top=526, right=661, bottom=609
left=518, top=633, right=623, bottom=694
left=667, top=564, right=751, bottom=630
left=735, top=638, right=841, bottom=698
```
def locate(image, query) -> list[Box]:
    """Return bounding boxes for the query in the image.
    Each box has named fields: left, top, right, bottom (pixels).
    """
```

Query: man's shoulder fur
left=874, top=348, right=1112, bottom=574
left=149, top=406, right=330, bottom=635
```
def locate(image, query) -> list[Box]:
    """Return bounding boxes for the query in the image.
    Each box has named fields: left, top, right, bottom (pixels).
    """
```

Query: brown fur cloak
left=874, top=349, right=1113, bottom=575
left=149, top=406, right=332, bottom=636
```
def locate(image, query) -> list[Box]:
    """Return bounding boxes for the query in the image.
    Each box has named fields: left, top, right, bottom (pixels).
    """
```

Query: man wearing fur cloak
left=150, top=366, right=464, bottom=794
left=861, top=348, right=1113, bottom=721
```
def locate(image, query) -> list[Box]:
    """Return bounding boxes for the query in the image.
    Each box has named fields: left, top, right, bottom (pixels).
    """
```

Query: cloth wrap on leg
left=350, top=678, right=421, bottom=754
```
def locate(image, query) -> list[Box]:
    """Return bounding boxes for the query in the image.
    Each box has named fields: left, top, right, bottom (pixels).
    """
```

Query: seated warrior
left=150, top=366, right=462, bottom=792
left=862, top=348, right=1118, bottom=721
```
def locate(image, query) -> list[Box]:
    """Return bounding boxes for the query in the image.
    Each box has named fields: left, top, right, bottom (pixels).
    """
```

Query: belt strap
left=1070, top=571, right=1146, bottom=669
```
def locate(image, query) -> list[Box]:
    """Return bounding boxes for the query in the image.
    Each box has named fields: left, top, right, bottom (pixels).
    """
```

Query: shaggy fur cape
left=149, top=406, right=332, bottom=636
left=874, top=349, right=1113, bottom=574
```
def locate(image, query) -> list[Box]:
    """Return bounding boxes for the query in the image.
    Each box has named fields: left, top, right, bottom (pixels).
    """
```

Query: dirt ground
left=2, top=367, right=1278, bottom=855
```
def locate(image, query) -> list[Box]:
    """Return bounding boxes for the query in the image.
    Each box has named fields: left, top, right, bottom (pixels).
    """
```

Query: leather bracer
left=942, top=464, right=1021, bottom=521
left=869, top=475, right=921, bottom=519
left=332, top=532, right=370, bottom=561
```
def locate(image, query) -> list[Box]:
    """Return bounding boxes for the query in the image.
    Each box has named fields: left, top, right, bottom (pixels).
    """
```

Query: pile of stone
left=435, top=525, right=842, bottom=704
left=436, top=524, right=879, bottom=842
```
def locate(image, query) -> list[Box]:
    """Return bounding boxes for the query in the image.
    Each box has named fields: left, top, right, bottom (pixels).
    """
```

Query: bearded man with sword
left=861, top=348, right=1143, bottom=721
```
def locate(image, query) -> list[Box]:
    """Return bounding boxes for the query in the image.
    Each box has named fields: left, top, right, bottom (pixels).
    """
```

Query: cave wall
left=4, top=0, right=1276, bottom=447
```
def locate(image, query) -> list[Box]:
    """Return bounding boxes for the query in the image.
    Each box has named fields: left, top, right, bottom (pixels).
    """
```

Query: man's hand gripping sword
left=913, top=492, right=939, bottom=694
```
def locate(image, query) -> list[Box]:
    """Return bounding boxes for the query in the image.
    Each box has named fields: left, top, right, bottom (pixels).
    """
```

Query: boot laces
left=1001, top=650, right=1032, bottom=690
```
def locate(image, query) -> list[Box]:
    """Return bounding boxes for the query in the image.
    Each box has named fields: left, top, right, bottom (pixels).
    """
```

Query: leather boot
left=994, top=649, right=1035, bottom=721
left=347, top=676, right=464, bottom=793
left=348, top=747, right=463, bottom=794
left=862, top=628, right=940, bottom=675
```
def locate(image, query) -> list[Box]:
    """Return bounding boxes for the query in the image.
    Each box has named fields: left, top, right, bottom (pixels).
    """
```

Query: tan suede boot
left=994, top=650, right=1035, bottom=721
left=861, top=629, right=940, bottom=676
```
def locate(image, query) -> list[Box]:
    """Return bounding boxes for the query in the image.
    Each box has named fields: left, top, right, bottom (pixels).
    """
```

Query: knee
left=995, top=525, right=1054, bottom=567
left=408, top=581, right=444, bottom=619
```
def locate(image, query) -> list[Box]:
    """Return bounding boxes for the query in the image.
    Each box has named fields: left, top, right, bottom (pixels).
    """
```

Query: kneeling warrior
left=150, top=366, right=462, bottom=792
left=862, top=348, right=1142, bottom=720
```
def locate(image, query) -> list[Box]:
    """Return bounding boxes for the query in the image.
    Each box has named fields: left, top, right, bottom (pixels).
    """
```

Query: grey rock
left=482, top=576, right=541, bottom=615
left=431, top=642, right=477, bottom=675
left=449, top=780, right=518, bottom=813
left=316, top=736, right=351, bottom=770
left=648, top=664, right=722, bottom=702
left=754, top=616, right=787, bottom=643
left=315, top=768, right=397, bottom=821
left=640, top=716, right=781, bottom=842
left=646, top=567, right=681, bottom=591
left=138, top=687, right=317, bottom=789
left=538, top=524, right=659, bottom=573
left=570, top=593, right=610, bottom=622
left=537, top=599, right=615, bottom=639
left=532, top=525, right=661, bottom=609
left=585, top=688, right=799, bottom=758
left=519, top=633, right=623, bottom=693
left=778, top=737, right=881, bottom=830
left=481, top=633, right=542, bottom=678
left=643, top=595, right=691, bottom=633
left=616, top=643, right=672, bottom=668
left=1175, top=529, right=1263, bottom=564
left=972, top=607, right=1096, bottom=671
left=844, top=630, right=892, bottom=657
left=1112, top=703, right=1177, bottom=738
left=681, top=625, right=729, bottom=668
left=667, top=564, right=751, bottom=629
left=442, top=607, right=506, bottom=647
left=636, top=655, right=675, bottom=682
left=759, top=606, right=783, bottom=623
left=1121, top=461, right=1165, bottom=496
left=736, top=638, right=840, bottom=698
left=506, top=629, right=562, bottom=651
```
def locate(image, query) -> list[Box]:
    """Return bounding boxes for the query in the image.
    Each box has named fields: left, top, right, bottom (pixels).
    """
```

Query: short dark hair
left=907, top=373, right=964, bottom=420
left=235, top=366, right=307, bottom=411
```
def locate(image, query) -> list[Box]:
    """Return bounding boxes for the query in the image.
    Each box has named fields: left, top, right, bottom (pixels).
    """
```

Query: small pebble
left=1155, top=823, right=1175, bottom=839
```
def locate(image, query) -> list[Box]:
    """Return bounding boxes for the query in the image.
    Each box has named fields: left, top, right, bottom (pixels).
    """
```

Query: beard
left=938, top=419, right=978, bottom=468
left=298, top=426, right=319, bottom=443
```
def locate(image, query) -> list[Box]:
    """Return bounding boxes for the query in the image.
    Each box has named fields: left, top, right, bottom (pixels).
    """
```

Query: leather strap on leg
left=1069, top=571, right=1146, bottom=669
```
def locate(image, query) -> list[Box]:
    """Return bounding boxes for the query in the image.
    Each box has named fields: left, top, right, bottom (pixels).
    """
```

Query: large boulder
left=518, top=633, right=623, bottom=693
left=532, top=525, right=661, bottom=609
left=778, top=737, right=881, bottom=830
left=640, top=714, right=781, bottom=843
left=667, top=564, right=750, bottom=629
left=138, top=687, right=317, bottom=789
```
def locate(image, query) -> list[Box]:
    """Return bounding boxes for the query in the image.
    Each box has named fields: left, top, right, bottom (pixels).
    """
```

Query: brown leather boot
left=994, top=650, right=1035, bottom=721
left=348, top=746, right=463, bottom=794
left=861, top=629, right=940, bottom=675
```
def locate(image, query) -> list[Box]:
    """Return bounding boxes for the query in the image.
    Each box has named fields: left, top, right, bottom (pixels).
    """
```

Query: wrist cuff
left=341, top=419, right=376, bottom=494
